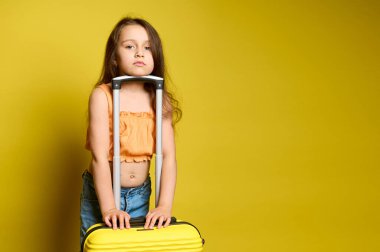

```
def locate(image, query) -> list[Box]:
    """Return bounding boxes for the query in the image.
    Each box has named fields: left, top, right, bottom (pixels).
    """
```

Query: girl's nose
left=135, top=51, right=144, bottom=58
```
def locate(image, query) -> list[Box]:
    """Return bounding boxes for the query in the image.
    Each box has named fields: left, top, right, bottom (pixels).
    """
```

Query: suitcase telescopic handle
left=111, top=75, right=164, bottom=209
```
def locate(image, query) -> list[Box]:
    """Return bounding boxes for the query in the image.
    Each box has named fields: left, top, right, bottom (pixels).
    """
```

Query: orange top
left=85, top=84, right=155, bottom=162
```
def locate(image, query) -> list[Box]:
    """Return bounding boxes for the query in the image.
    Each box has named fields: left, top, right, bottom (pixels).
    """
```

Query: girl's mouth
left=133, top=61, right=145, bottom=66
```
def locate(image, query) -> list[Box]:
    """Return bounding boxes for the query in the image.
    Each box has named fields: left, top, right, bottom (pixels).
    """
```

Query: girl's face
left=116, top=25, right=154, bottom=76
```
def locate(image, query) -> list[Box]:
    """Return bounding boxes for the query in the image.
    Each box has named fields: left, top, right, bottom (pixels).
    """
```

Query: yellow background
left=0, top=0, right=379, bottom=251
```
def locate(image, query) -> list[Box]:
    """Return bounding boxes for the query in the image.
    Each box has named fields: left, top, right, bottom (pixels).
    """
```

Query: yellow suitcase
left=82, top=76, right=205, bottom=252
left=82, top=217, right=204, bottom=252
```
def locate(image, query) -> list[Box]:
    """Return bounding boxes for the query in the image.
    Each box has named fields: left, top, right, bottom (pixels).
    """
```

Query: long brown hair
left=96, top=17, right=182, bottom=125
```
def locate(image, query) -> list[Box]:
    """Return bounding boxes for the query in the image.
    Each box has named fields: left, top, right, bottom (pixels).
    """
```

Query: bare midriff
left=89, top=161, right=150, bottom=188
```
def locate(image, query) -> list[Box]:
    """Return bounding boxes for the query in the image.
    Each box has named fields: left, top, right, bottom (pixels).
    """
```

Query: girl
left=80, top=17, right=181, bottom=245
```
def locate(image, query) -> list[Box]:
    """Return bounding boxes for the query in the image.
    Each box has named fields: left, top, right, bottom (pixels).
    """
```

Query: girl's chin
left=121, top=67, right=153, bottom=76
left=121, top=71, right=153, bottom=77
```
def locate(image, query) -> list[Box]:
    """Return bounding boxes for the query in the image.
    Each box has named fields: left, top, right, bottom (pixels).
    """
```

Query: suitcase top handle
left=112, top=75, right=164, bottom=90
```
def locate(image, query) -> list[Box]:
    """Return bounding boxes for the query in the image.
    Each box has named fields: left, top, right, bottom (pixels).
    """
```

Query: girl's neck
left=120, top=81, right=145, bottom=93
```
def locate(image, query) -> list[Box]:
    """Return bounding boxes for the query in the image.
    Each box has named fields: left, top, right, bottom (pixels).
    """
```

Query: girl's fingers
left=106, top=211, right=169, bottom=230
left=112, top=215, right=118, bottom=230
left=164, top=217, right=171, bottom=227
left=157, top=216, right=165, bottom=229
left=104, top=211, right=131, bottom=229
left=104, top=216, right=112, bottom=227
left=144, top=211, right=154, bottom=229
left=119, top=214, right=125, bottom=229
left=125, top=214, right=131, bottom=229
left=144, top=216, right=152, bottom=229
left=149, top=215, right=159, bottom=229
left=144, top=211, right=171, bottom=229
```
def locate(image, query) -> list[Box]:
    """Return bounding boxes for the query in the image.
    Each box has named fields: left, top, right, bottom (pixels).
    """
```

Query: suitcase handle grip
left=129, top=216, right=177, bottom=227
left=112, top=75, right=163, bottom=90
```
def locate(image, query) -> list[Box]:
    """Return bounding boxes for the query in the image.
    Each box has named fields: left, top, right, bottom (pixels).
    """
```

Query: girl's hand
left=144, top=206, right=172, bottom=229
left=102, top=208, right=131, bottom=230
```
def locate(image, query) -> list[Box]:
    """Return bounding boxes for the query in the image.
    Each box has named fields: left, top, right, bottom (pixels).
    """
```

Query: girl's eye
left=145, top=46, right=151, bottom=50
left=126, top=45, right=134, bottom=49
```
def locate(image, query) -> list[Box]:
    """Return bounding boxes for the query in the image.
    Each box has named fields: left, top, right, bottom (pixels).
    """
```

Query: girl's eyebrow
left=121, top=39, right=150, bottom=43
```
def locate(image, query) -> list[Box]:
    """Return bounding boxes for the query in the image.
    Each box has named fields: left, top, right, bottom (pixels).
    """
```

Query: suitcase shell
left=82, top=218, right=204, bottom=252
left=82, top=75, right=204, bottom=251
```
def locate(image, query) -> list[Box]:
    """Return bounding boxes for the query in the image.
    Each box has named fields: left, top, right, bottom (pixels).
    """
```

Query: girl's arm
left=144, top=114, right=177, bottom=229
left=88, top=87, right=131, bottom=229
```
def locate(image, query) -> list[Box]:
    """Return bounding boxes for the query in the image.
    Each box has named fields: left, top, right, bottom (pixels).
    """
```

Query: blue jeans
left=80, top=170, right=151, bottom=246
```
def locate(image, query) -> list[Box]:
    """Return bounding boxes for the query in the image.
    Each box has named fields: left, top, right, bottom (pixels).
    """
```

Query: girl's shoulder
left=89, top=83, right=112, bottom=111
left=91, top=83, right=112, bottom=98
left=96, top=83, right=112, bottom=92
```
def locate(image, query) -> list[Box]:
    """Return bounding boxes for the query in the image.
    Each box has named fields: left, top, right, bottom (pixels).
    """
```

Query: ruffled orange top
left=85, top=84, right=155, bottom=162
